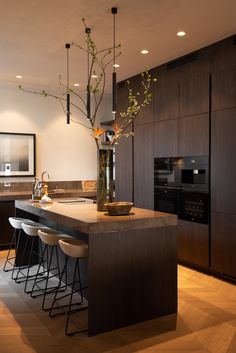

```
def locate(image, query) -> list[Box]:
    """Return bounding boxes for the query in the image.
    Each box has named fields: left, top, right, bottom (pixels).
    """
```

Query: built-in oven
left=154, top=157, right=181, bottom=187
left=154, top=187, right=180, bottom=215
left=154, top=156, right=209, bottom=223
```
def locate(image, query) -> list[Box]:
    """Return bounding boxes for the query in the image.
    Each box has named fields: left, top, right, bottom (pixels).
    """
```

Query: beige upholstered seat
left=59, top=239, right=88, bottom=258
left=21, top=222, right=49, bottom=236
left=38, top=229, right=72, bottom=246
left=9, top=217, right=34, bottom=230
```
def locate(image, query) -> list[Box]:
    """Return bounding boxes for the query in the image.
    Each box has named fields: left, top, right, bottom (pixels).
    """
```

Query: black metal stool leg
left=30, top=243, right=48, bottom=297
left=11, top=229, right=23, bottom=280
left=42, top=245, right=66, bottom=310
left=49, top=256, right=69, bottom=317
left=65, top=258, right=88, bottom=336
left=14, top=235, right=30, bottom=283
left=24, top=237, right=36, bottom=293
left=3, top=229, right=17, bottom=272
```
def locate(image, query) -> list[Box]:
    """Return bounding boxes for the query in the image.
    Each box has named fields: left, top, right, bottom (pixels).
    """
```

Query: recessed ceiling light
left=113, top=64, right=120, bottom=68
left=16, top=75, right=22, bottom=79
left=91, top=74, right=98, bottom=78
left=177, top=31, right=186, bottom=37
left=141, top=49, right=149, bottom=54
left=73, top=83, right=80, bottom=87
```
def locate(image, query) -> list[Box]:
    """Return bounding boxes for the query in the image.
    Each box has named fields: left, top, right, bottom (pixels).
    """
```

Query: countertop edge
left=15, top=200, right=178, bottom=234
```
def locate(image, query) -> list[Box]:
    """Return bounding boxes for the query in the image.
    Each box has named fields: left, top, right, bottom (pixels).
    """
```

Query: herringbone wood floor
left=0, top=250, right=235, bottom=353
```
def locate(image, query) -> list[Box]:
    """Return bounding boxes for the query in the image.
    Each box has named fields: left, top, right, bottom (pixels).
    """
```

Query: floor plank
left=0, top=250, right=235, bottom=353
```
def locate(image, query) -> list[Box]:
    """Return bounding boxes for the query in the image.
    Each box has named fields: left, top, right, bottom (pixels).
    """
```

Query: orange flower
left=112, top=123, right=120, bottom=135
left=92, top=127, right=105, bottom=139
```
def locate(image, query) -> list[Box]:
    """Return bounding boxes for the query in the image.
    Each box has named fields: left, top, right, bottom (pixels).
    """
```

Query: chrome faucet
left=42, top=171, right=50, bottom=183
left=40, top=171, right=50, bottom=196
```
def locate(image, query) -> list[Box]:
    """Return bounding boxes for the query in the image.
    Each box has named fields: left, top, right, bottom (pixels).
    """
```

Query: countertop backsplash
left=0, top=180, right=96, bottom=193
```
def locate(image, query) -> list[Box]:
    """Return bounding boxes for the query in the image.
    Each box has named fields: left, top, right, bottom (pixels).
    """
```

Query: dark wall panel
left=134, top=123, right=154, bottom=209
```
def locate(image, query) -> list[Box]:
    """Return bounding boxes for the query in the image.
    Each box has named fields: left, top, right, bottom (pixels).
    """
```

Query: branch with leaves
left=18, top=18, right=156, bottom=149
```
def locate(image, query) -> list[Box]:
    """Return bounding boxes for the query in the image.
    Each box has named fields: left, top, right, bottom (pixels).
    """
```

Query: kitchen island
left=15, top=199, right=178, bottom=336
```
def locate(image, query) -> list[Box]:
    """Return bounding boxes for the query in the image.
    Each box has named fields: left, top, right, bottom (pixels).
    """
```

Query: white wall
left=0, top=84, right=112, bottom=182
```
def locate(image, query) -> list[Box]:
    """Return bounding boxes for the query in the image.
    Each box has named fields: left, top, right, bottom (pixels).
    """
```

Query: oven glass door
left=154, top=188, right=180, bottom=215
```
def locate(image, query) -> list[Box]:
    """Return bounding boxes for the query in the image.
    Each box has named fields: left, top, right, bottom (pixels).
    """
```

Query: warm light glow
left=177, top=31, right=186, bottom=37
left=91, top=74, right=98, bottom=78
left=141, top=49, right=149, bottom=54
left=113, top=64, right=120, bottom=68
left=73, top=83, right=80, bottom=87
left=16, top=75, right=22, bottom=79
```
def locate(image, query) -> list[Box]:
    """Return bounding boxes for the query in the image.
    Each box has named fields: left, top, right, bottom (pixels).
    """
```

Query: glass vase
left=97, top=148, right=114, bottom=211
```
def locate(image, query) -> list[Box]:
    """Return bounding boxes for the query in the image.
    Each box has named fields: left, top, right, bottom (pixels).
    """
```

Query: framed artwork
left=0, top=132, right=36, bottom=177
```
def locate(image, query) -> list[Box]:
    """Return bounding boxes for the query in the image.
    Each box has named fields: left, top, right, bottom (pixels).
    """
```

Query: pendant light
left=111, top=7, right=117, bottom=116
left=65, top=43, right=71, bottom=124
left=86, top=27, right=91, bottom=120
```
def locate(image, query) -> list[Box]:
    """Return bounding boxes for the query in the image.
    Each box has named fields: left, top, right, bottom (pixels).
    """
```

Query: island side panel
left=88, top=225, right=177, bottom=336
left=15, top=207, right=40, bottom=266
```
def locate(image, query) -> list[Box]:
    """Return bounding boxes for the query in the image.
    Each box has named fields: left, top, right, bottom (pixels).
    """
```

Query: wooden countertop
left=0, top=189, right=96, bottom=201
left=15, top=200, right=177, bottom=234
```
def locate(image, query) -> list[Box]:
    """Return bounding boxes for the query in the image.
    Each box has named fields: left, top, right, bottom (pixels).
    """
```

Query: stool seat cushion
left=21, top=222, right=49, bottom=236
left=59, top=239, right=88, bottom=258
left=38, top=229, right=72, bottom=246
left=8, top=217, right=34, bottom=230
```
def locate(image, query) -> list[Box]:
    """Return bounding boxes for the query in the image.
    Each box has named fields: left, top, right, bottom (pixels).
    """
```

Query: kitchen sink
left=57, top=198, right=95, bottom=204
left=49, top=189, right=65, bottom=194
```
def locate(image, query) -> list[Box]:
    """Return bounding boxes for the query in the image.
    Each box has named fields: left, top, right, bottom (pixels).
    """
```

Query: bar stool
left=49, top=239, right=88, bottom=336
left=31, top=228, right=72, bottom=310
left=3, top=217, right=35, bottom=279
left=15, top=222, right=49, bottom=293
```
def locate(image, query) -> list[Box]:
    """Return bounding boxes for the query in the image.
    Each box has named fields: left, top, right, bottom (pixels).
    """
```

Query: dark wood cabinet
left=115, top=35, right=236, bottom=280
left=210, top=35, right=236, bottom=73
left=132, top=68, right=156, bottom=126
left=0, top=201, right=15, bottom=249
left=211, top=108, right=236, bottom=279
left=210, top=35, right=236, bottom=111
left=154, top=66, right=179, bottom=121
left=178, top=113, right=209, bottom=156
left=211, top=212, right=236, bottom=279
left=212, top=69, right=236, bottom=111
left=115, top=132, right=133, bottom=202
left=178, top=220, right=209, bottom=268
left=179, top=73, right=209, bottom=117
left=154, top=119, right=179, bottom=157
left=211, top=108, right=236, bottom=214
left=134, top=123, right=154, bottom=209
left=115, top=82, right=133, bottom=202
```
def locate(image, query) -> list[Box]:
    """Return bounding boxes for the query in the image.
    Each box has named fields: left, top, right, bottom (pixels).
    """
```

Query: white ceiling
left=1, top=0, right=236, bottom=91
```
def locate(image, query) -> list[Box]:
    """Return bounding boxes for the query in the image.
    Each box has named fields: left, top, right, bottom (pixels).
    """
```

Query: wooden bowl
left=104, top=201, right=133, bottom=215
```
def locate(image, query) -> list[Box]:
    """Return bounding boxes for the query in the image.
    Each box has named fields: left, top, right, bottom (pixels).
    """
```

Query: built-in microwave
left=179, top=156, right=209, bottom=192
left=154, top=157, right=181, bottom=187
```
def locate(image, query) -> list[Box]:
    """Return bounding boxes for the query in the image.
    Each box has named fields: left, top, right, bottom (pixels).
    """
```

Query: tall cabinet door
left=154, top=66, right=179, bottom=121
left=115, top=82, right=133, bottom=202
left=134, top=123, right=154, bottom=209
left=154, top=119, right=179, bottom=157
left=178, top=114, right=209, bottom=156
left=179, top=73, right=210, bottom=117
left=211, top=69, right=236, bottom=111
left=211, top=108, right=236, bottom=278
